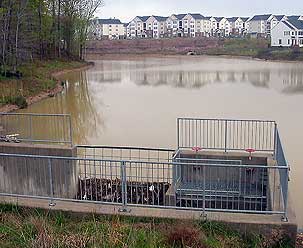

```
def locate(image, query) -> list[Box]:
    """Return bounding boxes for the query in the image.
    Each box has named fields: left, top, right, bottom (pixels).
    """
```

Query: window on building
left=279, top=39, right=282, bottom=45
left=288, top=39, right=290, bottom=44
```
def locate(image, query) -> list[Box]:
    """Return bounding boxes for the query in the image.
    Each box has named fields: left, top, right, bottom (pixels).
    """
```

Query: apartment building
left=89, top=18, right=125, bottom=40
left=247, top=14, right=275, bottom=37
left=128, top=16, right=150, bottom=39
left=89, top=13, right=303, bottom=42
left=227, top=17, right=249, bottom=35
left=146, top=16, right=168, bottom=38
left=271, top=16, right=303, bottom=47
left=209, top=17, right=230, bottom=36
left=166, top=14, right=187, bottom=37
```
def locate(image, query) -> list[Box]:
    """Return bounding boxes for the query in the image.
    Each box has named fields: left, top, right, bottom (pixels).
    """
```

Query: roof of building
left=96, top=18, right=122, bottom=25
left=213, top=17, right=225, bottom=22
left=227, top=17, right=239, bottom=22
left=250, top=14, right=272, bottom=21
left=241, top=17, right=250, bottom=22
left=281, top=21, right=295, bottom=30
left=152, top=15, right=168, bottom=22
left=287, top=16, right=303, bottom=29
left=287, top=15, right=300, bottom=19
left=173, top=14, right=187, bottom=20
left=188, top=13, right=204, bottom=19
left=275, top=15, right=285, bottom=21
left=137, top=16, right=150, bottom=22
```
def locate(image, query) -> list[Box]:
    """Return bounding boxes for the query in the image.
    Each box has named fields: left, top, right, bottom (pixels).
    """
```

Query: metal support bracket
left=281, top=216, right=288, bottom=222
left=118, top=208, right=131, bottom=213
left=49, top=201, right=56, bottom=207
left=200, top=212, right=207, bottom=220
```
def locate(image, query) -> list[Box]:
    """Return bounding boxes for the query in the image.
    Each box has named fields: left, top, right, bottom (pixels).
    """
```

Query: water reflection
left=20, top=71, right=103, bottom=144
left=87, top=59, right=303, bottom=94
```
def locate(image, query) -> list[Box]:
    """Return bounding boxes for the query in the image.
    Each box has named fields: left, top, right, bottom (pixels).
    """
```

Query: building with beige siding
left=90, top=19, right=125, bottom=40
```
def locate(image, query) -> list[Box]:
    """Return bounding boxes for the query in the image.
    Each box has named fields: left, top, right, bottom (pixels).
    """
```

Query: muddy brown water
left=17, top=55, right=303, bottom=227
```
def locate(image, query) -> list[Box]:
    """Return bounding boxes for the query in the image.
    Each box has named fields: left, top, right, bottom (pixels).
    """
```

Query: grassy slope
left=204, top=38, right=303, bottom=61
left=0, top=204, right=293, bottom=248
left=0, top=60, right=86, bottom=107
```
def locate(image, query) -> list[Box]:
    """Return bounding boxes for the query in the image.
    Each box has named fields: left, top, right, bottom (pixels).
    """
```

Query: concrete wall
left=0, top=143, right=78, bottom=199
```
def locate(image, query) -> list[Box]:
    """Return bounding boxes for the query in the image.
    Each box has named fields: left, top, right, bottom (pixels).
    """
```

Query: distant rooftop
left=95, top=18, right=122, bottom=25
left=227, top=17, right=239, bottom=22
left=137, top=16, right=150, bottom=22
left=250, top=14, right=272, bottom=21
left=282, top=21, right=295, bottom=30
left=287, top=16, right=303, bottom=29
left=173, top=14, right=187, bottom=20
left=188, top=13, right=204, bottom=19
left=213, top=17, right=225, bottom=22
left=152, top=15, right=168, bottom=22
left=241, top=17, right=250, bottom=22
left=275, top=15, right=285, bottom=21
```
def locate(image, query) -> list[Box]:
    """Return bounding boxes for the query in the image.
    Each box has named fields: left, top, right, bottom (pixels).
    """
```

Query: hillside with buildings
left=89, top=14, right=303, bottom=48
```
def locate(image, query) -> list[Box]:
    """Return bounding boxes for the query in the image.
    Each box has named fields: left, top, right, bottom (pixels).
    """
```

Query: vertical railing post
left=119, top=161, right=129, bottom=212
left=29, top=115, right=32, bottom=142
left=224, top=120, right=228, bottom=152
left=282, top=167, right=289, bottom=222
left=69, top=115, right=73, bottom=147
left=202, top=164, right=207, bottom=219
left=273, top=123, right=278, bottom=160
left=48, top=158, right=56, bottom=207
left=177, top=118, right=180, bottom=149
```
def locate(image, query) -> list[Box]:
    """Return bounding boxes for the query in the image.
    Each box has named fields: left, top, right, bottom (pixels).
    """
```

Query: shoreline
left=86, top=53, right=303, bottom=64
left=0, top=62, right=94, bottom=113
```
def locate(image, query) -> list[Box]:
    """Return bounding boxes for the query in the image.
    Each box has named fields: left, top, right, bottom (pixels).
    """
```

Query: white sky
left=95, top=0, right=303, bottom=23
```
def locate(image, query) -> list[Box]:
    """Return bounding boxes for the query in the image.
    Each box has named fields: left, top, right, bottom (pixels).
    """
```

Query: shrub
left=165, top=224, right=206, bottom=248
left=4, top=95, right=28, bottom=108
left=14, top=95, right=28, bottom=109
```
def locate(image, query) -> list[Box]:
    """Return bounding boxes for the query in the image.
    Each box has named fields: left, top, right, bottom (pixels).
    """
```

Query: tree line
left=0, top=0, right=103, bottom=75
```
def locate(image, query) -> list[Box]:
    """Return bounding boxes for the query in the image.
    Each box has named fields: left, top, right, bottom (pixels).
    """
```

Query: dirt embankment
left=86, top=37, right=221, bottom=58
left=0, top=62, right=94, bottom=113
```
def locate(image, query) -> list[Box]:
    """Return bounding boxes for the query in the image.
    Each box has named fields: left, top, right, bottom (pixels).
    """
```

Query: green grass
left=204, top=38, right=269, bottom=57
left=0, top=204, right=294, bottom=248
left=0, top=60, right=87, bottom=107
left=204, top=38, right=303, bottom=61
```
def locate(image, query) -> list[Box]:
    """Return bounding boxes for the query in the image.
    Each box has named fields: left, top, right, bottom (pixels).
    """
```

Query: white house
left=182, top=14, right=205, bottom=37
left=210, top=17, right=229, bottom=36
left=89, top=18, right=125, bottom=40
left=167, top=14, right=187, bottom=37
left=146, top=16, right=168, bottom=39
left=271, top=16, right=303, bottom=47
left=271, top=15, right=287, bottom=29
left=128, top=16, right=150, bottom=39
left=248, top=14, right=274, bottom=36
left=203, top=17, right=212, bottom=37
left=227, top=17, right=249, bottom=35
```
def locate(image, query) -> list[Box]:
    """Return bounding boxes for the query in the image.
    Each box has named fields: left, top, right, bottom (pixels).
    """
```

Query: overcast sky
left=95, top=0, right=302, bottom=22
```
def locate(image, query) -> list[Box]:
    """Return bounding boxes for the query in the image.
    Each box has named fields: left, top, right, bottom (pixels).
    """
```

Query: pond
left=19, top=55, right=303, bottom=228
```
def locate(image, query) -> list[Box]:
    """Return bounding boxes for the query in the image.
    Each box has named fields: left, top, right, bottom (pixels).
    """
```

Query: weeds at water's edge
left=0, top=204, right=296, bottom=248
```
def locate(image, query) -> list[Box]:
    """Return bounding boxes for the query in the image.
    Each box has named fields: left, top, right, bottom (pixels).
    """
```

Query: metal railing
left=0, top=113, right=73, bottom=146
left=177, top=118, right=277, bottom=154
left=0, top=116, right=290, bottom=221
left=275, top=130, right=289, bottom=221
left=0, top=152, right=289, bottom=219
left=76, top=145, right=175, bottom=162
